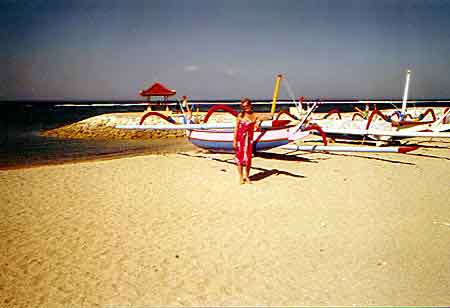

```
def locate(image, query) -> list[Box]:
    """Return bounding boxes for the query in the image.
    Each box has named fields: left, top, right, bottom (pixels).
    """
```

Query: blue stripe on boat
left=188, top=138, right=289, bottom=153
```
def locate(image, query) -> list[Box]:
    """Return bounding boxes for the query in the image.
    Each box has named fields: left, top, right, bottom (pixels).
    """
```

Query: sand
left=1, top=138, right=450, bottom=307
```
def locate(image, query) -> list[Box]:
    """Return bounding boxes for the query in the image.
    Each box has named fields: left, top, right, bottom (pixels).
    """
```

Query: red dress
left=234, top=120, right=255, bottom=166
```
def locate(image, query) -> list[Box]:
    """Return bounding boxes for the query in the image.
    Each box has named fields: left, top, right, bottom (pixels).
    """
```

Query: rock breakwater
left=42, top=112, right=186, bottom=140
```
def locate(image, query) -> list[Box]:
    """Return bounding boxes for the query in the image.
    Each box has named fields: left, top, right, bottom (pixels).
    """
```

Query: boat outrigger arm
left=311, top=107, right=450, bottom=142
left=116, top=120, right=293, bottom=130
left=279, top=144, right=418, bottom=154
left=116, top=99, right=317, bottom=131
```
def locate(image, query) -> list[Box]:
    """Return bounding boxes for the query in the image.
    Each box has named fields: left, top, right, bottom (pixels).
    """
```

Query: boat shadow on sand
left=276, top=145, right=450, bottom=162
left=301, top=139, right=450, bottom=162
left=408, top=152, right=450, bottom=161
left=402, top=141, right=450, bottom=160
left=255, top=151, right=324, bottom=162
left=323, top=152, right=416, bottom=165
left=404, top=139, right=450, bottom=149
left=177, top=152, right=307, bottom=181
left=261, top=146, right=417, bottom=165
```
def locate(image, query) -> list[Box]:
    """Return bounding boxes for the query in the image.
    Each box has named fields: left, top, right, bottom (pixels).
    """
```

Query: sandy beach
left=4, top=0, right=450, bottom=305
left=1, top=133, right=450, bottom=306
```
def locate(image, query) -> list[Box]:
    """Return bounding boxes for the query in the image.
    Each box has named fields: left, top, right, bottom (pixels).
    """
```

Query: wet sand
left=0, top=137, right=196, bottom=171
left=1, top=136, right=449, bottom=307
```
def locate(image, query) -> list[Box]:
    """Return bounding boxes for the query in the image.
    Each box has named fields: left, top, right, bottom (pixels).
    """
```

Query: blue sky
left=2, top=0, right=450, bottom=100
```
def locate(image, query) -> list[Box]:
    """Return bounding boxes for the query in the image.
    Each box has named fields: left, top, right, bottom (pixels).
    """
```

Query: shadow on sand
left=323, top=152, right=416, bottom=165
left=408, top=153, right=450, bottom=161
left=404, top=140, right=450, bottom=149
left=255, top=151, right=322, bottom=163
left=402, top=141, right=450, bottom=160
left=177, top=152, right=306, bottom=180
left=249, top=169, right=305, bottom=182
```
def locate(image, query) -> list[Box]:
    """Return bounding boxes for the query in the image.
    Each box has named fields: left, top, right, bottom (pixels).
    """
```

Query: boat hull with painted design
left=187, top=126, right=296, bottom=153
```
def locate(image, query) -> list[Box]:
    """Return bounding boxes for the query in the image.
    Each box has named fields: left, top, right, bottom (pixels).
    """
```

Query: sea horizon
left=2, top=97, right=450, bottom=104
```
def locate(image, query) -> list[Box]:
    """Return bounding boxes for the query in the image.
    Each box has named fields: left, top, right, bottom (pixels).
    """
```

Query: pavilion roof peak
left=140, top=82, right=176, bottom=97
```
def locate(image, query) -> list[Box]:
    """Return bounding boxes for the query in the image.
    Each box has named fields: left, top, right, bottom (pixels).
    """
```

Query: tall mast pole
left=270, top=74, right=283, bottom=117
left=401, top=69, right=411, bottom=114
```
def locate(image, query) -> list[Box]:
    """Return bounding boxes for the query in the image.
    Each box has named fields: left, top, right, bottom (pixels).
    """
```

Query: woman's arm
left=233, top=116, right=241, bottom=149
left=254, top=114, right=262, bottom=129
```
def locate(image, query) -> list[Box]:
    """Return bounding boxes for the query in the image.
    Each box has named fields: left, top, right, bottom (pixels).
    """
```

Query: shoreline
left=0, top=146, right=196, bottom=171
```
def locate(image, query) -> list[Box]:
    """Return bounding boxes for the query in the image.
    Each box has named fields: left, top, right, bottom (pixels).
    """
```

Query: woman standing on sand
left=233, top=98, right=261, bottom=184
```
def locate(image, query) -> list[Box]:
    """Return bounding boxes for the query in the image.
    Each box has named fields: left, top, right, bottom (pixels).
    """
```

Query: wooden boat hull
left=187, top=127, right=292, bottom=153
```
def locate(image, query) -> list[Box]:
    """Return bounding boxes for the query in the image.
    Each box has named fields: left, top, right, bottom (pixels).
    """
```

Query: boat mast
left=401, top=69, right=411, bottom=114
left=270, top=74, right=283, bottom=117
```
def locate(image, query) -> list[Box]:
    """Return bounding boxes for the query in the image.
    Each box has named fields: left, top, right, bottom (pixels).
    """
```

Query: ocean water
left=0, top=102, right=193, bottom=169
left=1, top=100, right=449, bottom=169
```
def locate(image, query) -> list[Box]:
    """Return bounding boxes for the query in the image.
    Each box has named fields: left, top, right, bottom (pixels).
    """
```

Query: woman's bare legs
left=243, top=164, right=252, bottom=183
left=237, top=164, right=244, bottom=184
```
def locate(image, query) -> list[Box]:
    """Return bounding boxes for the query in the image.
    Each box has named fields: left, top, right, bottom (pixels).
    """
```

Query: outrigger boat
left=309, top=70, right=450, bottom=143
left=309, top=108, right=450, bottom=143
left=118, top=103, right=321, bottom=153
left=321, top=70, right=447, bottom=126
left=118, top=75, right=321, bottom=153
left=116, top=74, right=420, bottom=154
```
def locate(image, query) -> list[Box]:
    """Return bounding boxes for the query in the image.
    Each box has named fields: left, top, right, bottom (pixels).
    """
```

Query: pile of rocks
left=42, top=112, right=186, bottom=140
